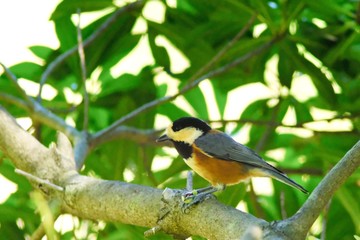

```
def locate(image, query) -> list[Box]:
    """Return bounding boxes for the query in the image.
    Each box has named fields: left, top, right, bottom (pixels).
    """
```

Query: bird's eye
left=172, top=124, right=182, bottom=132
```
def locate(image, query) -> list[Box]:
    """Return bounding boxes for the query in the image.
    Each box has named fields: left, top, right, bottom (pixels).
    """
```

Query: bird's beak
left=156, top=134, right=170, bottom=142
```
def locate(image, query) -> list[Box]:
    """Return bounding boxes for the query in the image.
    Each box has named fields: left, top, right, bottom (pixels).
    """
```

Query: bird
left=157, top=117, right=308, bottom=207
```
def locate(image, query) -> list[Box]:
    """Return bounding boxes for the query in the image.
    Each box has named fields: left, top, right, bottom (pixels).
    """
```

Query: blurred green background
left=0, top=0, right=359, bottom=239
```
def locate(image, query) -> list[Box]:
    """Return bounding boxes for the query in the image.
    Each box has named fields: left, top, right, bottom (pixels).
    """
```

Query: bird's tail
left=264, top=169, right=309, bottom=194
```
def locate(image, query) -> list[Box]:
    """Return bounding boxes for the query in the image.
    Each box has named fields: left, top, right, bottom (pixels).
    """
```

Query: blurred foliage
left=1, top=0, right=360, bottom=239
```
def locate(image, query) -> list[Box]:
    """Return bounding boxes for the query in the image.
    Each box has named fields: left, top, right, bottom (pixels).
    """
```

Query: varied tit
left=157, top=117, right=308, bottom=206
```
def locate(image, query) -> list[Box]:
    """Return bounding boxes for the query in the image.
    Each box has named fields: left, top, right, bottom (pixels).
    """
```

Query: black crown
left=172, top=117, right=211, bottom=133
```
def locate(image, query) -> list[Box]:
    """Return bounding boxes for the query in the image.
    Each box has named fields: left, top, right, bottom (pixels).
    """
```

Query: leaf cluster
left=0, top=0, right=359, bottom=239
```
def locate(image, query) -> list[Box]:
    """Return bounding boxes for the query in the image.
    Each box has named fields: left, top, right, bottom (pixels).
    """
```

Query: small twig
left=254, top=99, right=281, bottom=153
left=249, top=100, right=281, bottom=218
left=90, top=113, right=357, bottom=149
left=90, top=126, right=165, bottom=148
left=15, top=169, right=64, bottom=192
left=0, top=65, right=80, bottom=140
left=0, top=92, right=30, bottom=110
left=141, top=145, right=158, bottom=186
left=242, top=226, right=263, bottom=240
left=144, top=226, right=162, bottom=238
left=208, top=112, right=360, bottom=130
left=356, top=0, right=360, bottom=24
left=76, top=9, right=89, bottom=131
left=30, top=204, right=61, bottom=240
left=30, top=223, right=46, bottom=240
left=37, top=0, right=145, bottom=101
left=74, top=131, right=89, bottom=170
left=279, top=168, right=323, bottom=176
left=186, top=171, right=193, bottom=191
left=280, top=191, right=287, bottom=219
left=0, top=62, right=31, bottom=101
left=249, top=181, right=265, bottom=219
left=31, top=101, right=80, bottom=139
left=48, top=105, right=78, bottom=114
left=321, top=197, right=332, bottom=240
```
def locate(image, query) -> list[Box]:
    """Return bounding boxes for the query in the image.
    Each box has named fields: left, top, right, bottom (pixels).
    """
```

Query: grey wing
left=195, top=132, right=283, bottom=173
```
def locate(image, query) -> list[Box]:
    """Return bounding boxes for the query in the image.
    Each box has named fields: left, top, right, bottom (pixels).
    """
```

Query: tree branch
left=0, top=107, right=270, bottom=239
left=74, top=131, right=90, bottom=170
left=31, top=101, right=80, bottom=139
left=0, top=92, right=30, bottom=110
left=1, top=100, right=359, bottom=239
left=209, top=112, right=360, bottom=130
left=15, top=168, right=64, bottom=192
left=90, top=126, right=166, bottom=148
left=276, top=140, right=360, bottom=239
left=76, top=9, right=89, bottom=131
left=0, top=64, right=80, bottom=139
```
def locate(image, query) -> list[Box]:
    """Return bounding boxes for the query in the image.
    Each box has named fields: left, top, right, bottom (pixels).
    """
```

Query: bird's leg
left=181, top=186, right=215, bottom=202
left=181, top=184, right=225, bottom=212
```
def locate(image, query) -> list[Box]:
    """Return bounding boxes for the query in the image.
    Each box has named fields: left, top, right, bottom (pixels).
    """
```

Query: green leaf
left=176, top=0, right=198, bottom=15
left=83, top=12, right=139, bottom=74
left=89, top=107, right=110, bottom=130
left=336, top=186, right=360, bottom=234
left=302, top=0, right=354, bottom=19
left=250, top=0, right=276, bottom=31
left=240, top=98, right=269, bottom=120
left=324, top=31, right=358, bottom=66
left=100, top=34, right=142, bottom=71
left=212, top=84, right=228, bottom=118
left=148, top=31, right=171, bottom=70
left=278, top=49, right=294, bottom=88
left=51, top=0, right=114, bottom=20
left=290, top=96, right=313, bottom=124
left=218, top=184, right=246, bottom=207
left=53, top=16, right=79, bottom=76
left=9, top=62, right=42, bottom=81
left=345, top=43, right=360, bottom=62
left=276, top=98, right=291, bottom=123
left=156, top=83, right=167, bottom=98
left=233, top=98, right=269, bottom=136
left=280, top=40, right=337, bottom=105
left=29, top=46, right=53, bottom=60
left=99, top=73, right=142, bottom=97
left=182, top=87, right=208, bottom=119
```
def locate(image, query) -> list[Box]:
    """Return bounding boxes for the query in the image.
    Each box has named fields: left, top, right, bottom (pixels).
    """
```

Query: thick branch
left=276, top=140, right=360, bottom=239
left=1, top=100, right=359, bottom=239
left=0, top=107, right=270, bottom=239
left=0, top=107, right=59, bottom=179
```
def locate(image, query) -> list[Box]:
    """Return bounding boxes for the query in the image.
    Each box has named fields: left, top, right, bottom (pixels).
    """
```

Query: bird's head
left=156, top=117, right=211, bottom=144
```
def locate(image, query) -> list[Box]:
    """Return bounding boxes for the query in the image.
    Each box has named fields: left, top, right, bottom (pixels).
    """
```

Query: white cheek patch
left=167, top=126, right=203, bottom=144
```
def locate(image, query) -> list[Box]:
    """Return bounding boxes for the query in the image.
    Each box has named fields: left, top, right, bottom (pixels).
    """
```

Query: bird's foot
left=180, top=190, right=215, bottom=213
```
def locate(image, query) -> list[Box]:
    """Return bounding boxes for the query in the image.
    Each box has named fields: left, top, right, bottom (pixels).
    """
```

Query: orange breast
left=185, top=144, right=251, bottom=186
